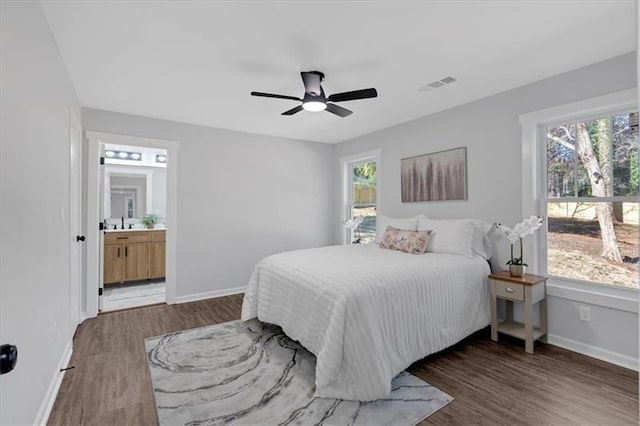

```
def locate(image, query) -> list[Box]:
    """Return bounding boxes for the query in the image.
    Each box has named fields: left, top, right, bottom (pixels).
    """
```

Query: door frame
left=339, top=149, right=382, bottom=245
left=84, top=131, right=179, bottom=319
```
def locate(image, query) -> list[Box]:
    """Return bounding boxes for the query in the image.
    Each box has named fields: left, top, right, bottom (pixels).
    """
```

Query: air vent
left=419, top=76, right=458, bottom=92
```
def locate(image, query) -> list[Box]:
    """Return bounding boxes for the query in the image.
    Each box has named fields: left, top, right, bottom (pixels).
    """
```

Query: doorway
left=85, top=132, right=179, bottom=318
left=100, top=144, right=168, bottom=312
left=340, top=150, right=381, bottom=245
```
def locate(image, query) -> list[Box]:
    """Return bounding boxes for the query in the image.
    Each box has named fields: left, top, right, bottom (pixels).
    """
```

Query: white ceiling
left=41, top=1, right=636, bottom=144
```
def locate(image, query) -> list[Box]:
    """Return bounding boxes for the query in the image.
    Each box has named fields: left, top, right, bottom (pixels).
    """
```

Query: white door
left=98, top=143, right=106, bottom=311
left=69, top=108, right=83, bottom=334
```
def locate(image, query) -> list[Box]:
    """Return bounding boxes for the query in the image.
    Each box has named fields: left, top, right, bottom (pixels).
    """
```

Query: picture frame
left=401, top=147, right=467, bottom=202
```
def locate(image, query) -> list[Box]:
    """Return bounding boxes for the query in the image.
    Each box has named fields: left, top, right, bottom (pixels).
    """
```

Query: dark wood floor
left=49, top=295, right=638, bottom=425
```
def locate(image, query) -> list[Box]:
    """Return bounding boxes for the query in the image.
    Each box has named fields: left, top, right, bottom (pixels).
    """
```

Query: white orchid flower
left=496, top=216, right=544, bottom=267
left=513, top=215, right=544, bottom=238
left=343, top=215, right=364, bottom=231
left=496, top=223, right=519, bottom=244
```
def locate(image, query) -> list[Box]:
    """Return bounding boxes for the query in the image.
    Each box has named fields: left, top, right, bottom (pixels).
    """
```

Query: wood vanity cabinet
left=103, top=230, right=165, bottom=284
left=150, top=231, right=166, bottom=279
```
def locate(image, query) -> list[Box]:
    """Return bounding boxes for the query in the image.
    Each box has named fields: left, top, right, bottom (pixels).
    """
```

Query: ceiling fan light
left=302, top=101, right=326, bottom=112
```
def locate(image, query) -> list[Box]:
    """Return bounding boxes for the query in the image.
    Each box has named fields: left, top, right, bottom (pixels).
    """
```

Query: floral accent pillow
left=379, top=226, right=433, bottom=255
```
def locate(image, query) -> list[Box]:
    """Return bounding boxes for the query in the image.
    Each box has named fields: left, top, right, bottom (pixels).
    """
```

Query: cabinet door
left=123, top=243, right=150, bottom=281
left=104, top=244, right=123, bottom=284
left=150, top=241, right=166, bottom=279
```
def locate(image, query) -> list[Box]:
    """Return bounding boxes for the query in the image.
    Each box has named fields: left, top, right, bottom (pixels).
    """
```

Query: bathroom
left=101, top=143, right=167, bottom=311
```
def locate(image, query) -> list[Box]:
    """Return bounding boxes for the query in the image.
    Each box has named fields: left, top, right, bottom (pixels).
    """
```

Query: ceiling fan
left=251, top=71, right=377, bottom=117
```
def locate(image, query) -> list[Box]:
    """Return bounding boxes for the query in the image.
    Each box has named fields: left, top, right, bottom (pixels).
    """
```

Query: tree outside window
left=546, top=112, right=638, bottom=288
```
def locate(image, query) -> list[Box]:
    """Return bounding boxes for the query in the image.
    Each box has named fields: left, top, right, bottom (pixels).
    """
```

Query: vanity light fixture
left=106, top=150, right=143, bottom=161
left=156, top=155, right=167, bottom=163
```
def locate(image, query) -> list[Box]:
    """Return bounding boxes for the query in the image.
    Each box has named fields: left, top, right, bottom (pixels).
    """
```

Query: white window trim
left=339, top=149, right=382, bottom=245
left=519, top=88, right=638, bottom=312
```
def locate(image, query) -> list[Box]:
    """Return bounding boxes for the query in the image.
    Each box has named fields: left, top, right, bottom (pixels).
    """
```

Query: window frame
left=520, top=89, right=638, bottom=305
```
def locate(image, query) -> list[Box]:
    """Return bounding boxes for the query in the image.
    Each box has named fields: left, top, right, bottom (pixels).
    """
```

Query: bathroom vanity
left=103, top=229, right=165, bottom=284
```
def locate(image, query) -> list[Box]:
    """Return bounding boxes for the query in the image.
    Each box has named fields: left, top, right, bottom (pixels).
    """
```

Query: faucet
left=121, top=216, right=125, bottom=229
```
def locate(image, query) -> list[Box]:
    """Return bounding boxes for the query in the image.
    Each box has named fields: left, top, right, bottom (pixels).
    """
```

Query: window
left=340, top=150, right=381, bottom=245
left=350, top=160, right=377, bottom=244
left=544, top=111, right=638, bottom=289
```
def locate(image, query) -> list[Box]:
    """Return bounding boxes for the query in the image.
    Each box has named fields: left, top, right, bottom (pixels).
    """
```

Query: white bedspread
left=241, top=244, right=490, bottom=401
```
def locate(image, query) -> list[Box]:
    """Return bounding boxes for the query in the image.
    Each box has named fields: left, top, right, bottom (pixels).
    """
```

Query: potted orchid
left=497, top=216, right=544, bottom=277
left=344, top=216, right=364, bottom=244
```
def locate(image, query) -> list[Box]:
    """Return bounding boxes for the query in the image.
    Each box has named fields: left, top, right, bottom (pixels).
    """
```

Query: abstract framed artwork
left=401, top=147, right=467, bottom=202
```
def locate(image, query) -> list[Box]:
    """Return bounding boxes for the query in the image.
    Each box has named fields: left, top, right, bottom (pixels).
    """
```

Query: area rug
left=145, top=320, right=452, bottom=426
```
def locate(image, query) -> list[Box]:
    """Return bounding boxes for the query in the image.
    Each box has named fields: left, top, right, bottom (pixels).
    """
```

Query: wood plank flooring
left=49, top=295, right=638, bottom=425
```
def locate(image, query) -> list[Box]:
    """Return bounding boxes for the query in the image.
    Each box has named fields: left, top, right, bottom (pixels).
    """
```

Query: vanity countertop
left=104, top=227, right=166, bottom=233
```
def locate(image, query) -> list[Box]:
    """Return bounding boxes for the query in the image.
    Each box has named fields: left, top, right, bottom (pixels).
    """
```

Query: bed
left=242, top=218, right=492, bottom=401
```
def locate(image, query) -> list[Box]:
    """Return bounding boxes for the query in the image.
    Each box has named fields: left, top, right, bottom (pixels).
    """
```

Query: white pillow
left=375, top=214, right=419, bottom=243
left=469, top=219, right=493, bottom=260
left=417, top=217, right=475, bottom=258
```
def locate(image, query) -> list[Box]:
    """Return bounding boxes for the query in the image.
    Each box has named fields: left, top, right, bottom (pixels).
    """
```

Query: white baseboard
left=173, top=286, right=246, bottom=304
left=547, top=333, right=639, bottom=371
left=33, top=341, right=73, bottom=425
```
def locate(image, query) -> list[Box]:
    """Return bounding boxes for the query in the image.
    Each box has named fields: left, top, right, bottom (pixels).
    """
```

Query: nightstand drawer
left=495, top=281, right=524, bottom=301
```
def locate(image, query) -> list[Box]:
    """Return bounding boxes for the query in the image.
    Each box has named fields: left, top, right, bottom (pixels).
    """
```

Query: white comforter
left=241, top=244, right=490, bottom=401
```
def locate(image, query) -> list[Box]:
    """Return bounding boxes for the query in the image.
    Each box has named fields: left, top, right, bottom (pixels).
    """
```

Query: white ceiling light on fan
left=302, top=101, right=327, bottom=112
left=251, top=71, right=377, bottom=118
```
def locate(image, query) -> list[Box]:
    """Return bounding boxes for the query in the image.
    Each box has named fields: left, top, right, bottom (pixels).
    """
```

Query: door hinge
left=100, top=156, right=105, bottom=165
left=99, top=222, right=104, bottom=231
left=98, top=288, right=103, bottom=296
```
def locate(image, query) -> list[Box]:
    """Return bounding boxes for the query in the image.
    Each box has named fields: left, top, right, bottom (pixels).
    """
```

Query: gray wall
left=0, top=2, right=80, bottom=423
left=82, top=108, right=334, bottom=298
left=332, top=53, right=638, bottom=364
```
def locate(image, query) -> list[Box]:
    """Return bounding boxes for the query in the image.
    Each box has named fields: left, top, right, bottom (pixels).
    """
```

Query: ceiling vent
left=419, top=76, right=458, bottom=92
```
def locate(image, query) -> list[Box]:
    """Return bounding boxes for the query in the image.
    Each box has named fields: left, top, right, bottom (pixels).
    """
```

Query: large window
left=544, top=111, right=638, bottom=288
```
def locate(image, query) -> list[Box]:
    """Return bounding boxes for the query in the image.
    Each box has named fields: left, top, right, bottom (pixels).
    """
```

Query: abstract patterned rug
left=145, top=321, right=452, bottom=425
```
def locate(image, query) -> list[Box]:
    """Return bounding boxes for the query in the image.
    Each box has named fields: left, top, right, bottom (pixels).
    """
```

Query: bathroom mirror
left=103, top=165, right=167, bottom=220
left=109, top=175, right=147, bottom=219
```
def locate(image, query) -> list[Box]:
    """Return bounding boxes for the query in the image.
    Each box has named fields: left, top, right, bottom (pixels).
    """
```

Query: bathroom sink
left=104, top=227, right=166, bottom=233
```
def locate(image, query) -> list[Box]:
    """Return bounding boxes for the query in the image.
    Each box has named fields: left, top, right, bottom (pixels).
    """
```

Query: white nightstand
left=489, top=271, right=547, bottom=354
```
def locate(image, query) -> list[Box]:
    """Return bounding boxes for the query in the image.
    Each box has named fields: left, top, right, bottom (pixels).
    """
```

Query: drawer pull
left=117, top=237, right=128, bottom=240
left=506, top=287, right=514, bottom=293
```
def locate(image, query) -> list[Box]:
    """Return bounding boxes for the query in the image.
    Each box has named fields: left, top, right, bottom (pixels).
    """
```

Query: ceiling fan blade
left=301, top=72, right=322, bottom=96
left=325, top=103, right=353, bottom=118
left=281, top=105, right=304, bottom=116
left=251, top=91, right=302, bottom=102
left=327, top=88, right=377, bottom=103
